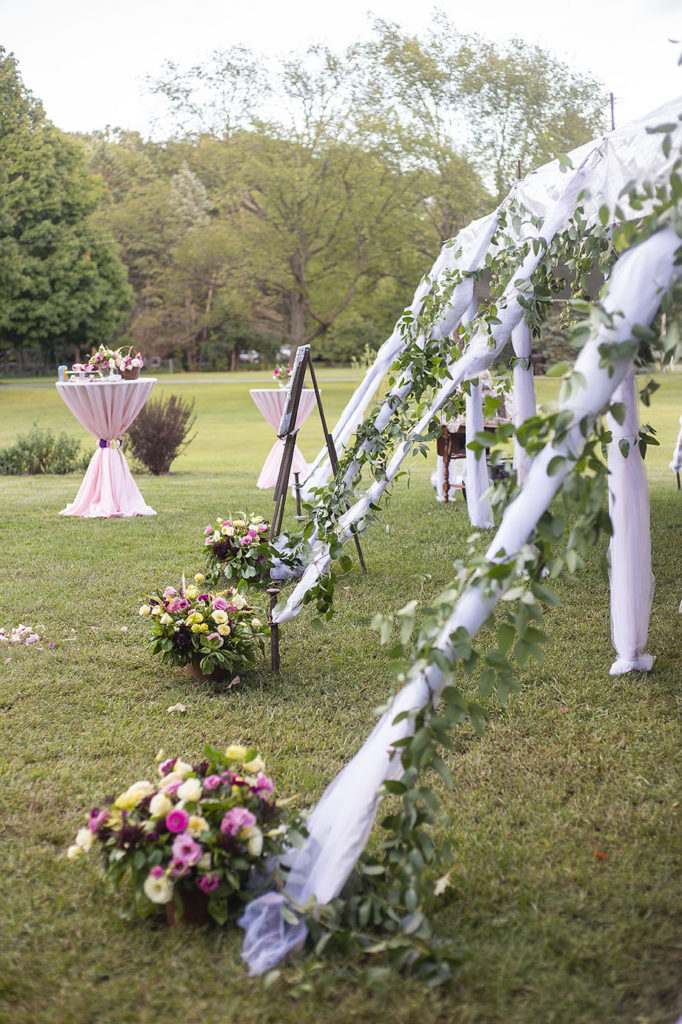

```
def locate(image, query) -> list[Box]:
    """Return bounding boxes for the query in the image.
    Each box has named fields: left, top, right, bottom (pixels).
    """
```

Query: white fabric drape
left=465, top=382, right=494, bottom=527
left=240, top=225, right=681, bottom=976
left=511, top=321, right=536, bottom=484
left=669, top=414, right=682, bottom=474
left=606, top=372, right=654, bottom=674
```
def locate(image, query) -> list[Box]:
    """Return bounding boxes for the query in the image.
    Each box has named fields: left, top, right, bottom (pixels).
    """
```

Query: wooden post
left=293, top=471, right=302, bottom=517
left=268, top=587, right=280, bottom=674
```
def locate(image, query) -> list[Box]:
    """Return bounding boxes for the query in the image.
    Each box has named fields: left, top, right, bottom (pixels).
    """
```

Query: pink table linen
left=56, top=378, right=157, bottom=517
left=250, top=388, right=316, bottom=488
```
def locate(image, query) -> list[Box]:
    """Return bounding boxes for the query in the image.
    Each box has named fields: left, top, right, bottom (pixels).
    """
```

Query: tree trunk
left=230, top=344, right=240, bottom=372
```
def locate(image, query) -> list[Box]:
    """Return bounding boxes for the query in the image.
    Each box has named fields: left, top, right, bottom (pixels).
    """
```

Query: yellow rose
left=114, top=780, right=154, bottom=810
left=217, top=624, right=230, bottom=636
left=194, top=573, right=205, bottom=583
left=139, top=605, right=151, bottom=616
left=243, top=825, right=263, bottom=856
left=67, top=844, right=83, bottom=860
left=225, top=744, right=247, bottom=762
left=186, top=586, right=199, bottom=600
left=188, top=815, right=210, bottom=838
left=233, top=519, right=245, bottom=528
left=244, top=756, right=265, bottom=773
left=150, top=606, right=162, bottom=617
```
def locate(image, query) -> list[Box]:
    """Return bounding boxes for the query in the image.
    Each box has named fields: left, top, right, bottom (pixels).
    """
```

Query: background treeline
left=0, top=15, right=607, bottom=374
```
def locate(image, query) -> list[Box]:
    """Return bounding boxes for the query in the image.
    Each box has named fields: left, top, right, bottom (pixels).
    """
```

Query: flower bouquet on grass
left=140, top=575, right=267, bottom=679
left=273, top=364, right=292, bottom=387
left=68, top=744, right=303, bottom=924
left=203, top=514, right=276, bottom=587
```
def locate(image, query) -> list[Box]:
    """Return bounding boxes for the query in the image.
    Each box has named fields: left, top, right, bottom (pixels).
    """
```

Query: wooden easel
left=268, top=344, right=366, bottom=672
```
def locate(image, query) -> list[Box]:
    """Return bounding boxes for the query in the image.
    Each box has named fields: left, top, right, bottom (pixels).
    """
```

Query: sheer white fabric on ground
left=606, top=372, right=655, bottom=674
left=511, top=321, right=536, bottom=484
left=240, top=226, right=682, bottom=975
left=465, top=381, right=494, bottom=527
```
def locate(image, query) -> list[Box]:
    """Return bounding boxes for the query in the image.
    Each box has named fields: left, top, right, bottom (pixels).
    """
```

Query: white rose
left=159, top=613, right=173, bottom=625
left=174, top=760, right=194, bottom=778
left=75, top=827, right=94, bottom=852
left=244, top=756, right=265, bottom=773
left=149, top=792, right=173, bottom=818
left=139, top=605, right=151, bottom=616
left=67, top=844, right=83, bottom=860
left=143, top=873, right=173, bottom=904
left=232, top=594, right=247, bottom=610
left=212, top=610, right=228, bottom=625
left=150, top=606, right=162, bottom=616
left=251, top=619, right=262, bottom=628
left=177, top=777, right=202, bottom=803
left=222, top=526, right=235, bottom=537
left=244, top=826, right=263, bottom=856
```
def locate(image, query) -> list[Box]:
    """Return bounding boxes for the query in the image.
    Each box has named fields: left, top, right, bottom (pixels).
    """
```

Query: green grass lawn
left=0, top=370, right=680, bottom=1024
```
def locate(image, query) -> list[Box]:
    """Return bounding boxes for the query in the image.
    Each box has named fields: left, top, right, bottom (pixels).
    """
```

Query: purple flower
left=254, top=772, right=275, bottom=794
left=197, top=594, right=210, bottom=603
left=172, top=832, right=203, bottom=865
left=166, top=808, right=190, bottom=834
left=220, top=806, right=256, bottom=836
left=171, top=598, right=190, bottom=612
left=212, top=597, right=228, bottom=611
left=160, top=758, right=177, bottom=776
left=88, top=808, right=109, bottom=833
left=197, top=874, right=219, bottom=894
left=163, top=586, right=177, bottom=600
left=204, top=525, right=213, bottom=536
left=204, top=774, right=222, bottom=790
left=149, top=865, right=165, bottom=878
left=170, top=858, right=189, bottom=877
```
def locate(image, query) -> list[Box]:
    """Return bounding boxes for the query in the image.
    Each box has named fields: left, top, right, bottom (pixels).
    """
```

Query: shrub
left=125, top=394, right=196, bottom=474
left=0, top=422, right=89, bottom=474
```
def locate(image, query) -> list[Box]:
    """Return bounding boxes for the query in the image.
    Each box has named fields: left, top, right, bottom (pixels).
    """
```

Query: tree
left=0, top=49, right=133, bottom=365
left=150, top=46, right=431, bottom=362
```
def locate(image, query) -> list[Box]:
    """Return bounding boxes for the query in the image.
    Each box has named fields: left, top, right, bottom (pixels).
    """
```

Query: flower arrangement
left=140, top=575, right=267, bottom=678
left=68, top=744, right=300, bottom=924
left=273, top=364, right=292, bottom=387
left=72, top=344, right=144, bottom=378
left=203, top=514, right=274, bottom=587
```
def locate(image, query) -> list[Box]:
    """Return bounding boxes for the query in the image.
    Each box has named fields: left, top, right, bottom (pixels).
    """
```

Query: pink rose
left=254, top=772, right=275, bottom=794
left=203, top=774, right=222, bottom=790
left=212, top=597, right=228, bottom=611
left=220, top=807, right=256, bottom=836
left=166, top=808, right=189, bottom=834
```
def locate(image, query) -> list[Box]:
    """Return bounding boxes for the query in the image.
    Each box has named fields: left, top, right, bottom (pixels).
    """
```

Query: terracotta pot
left=186, top=656, right=231, bottom=682
left=165, top=888, right=212, bottom=926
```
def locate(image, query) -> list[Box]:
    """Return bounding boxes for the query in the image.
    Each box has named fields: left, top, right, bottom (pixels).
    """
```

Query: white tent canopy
left=240, top=98, right=682, bottom=974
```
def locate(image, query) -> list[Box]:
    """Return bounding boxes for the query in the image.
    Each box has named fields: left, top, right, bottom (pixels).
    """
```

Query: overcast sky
left=2, top=0, right=681, bottom=137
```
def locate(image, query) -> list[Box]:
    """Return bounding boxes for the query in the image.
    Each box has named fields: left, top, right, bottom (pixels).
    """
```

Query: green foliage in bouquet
left=68, top=744, right=305, bottom=924
left=203, top=514, right=275, bottom=587
left=140, top=575, right=267, bottom=677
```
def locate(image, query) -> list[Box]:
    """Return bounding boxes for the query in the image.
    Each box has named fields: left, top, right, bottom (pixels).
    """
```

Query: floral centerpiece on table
left=273, top=364, right=292, bottom=387
left=78, top=344, right=118, bottom=375
left=204, top=514, right=275, bottom=587
left=68, top=744, right=302, bottom=924
left=140, top=574, right=267, bottom=678
left=115, top=345, right=144, bottom=379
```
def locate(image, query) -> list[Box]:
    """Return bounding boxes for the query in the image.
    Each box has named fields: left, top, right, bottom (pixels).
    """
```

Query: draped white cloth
left=511, top=321, right=536, bottom=484
left=249, top=388, right=316, bottom=488
left=606, top=372, right=654, bottom=674
left=240, top=224, right=682, bottom=975
left=465, top=382, right=494, bottom=528
left=669, top=414, right=682, bottom=474
left=56, top=379, right=156, bottom=518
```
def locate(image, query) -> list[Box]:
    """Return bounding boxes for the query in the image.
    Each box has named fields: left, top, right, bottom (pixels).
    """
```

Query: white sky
left=2, top=0, right=681, bottom=137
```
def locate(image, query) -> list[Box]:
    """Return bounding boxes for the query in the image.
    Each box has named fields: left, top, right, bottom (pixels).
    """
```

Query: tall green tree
left=0, top=49, right=133, bottom=365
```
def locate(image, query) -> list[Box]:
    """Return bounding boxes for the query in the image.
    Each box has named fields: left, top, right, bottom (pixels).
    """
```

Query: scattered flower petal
left=167, top=703, right=187, bottom=714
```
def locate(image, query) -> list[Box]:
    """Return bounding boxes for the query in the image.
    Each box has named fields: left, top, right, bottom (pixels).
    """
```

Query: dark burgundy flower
left=192, top=759, right=209, bottom=776
left=172, top=625, right=192, bottom=651
left=115, top=821, right=145, bottom=851
left=211, top=539, right=236, bottom=560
